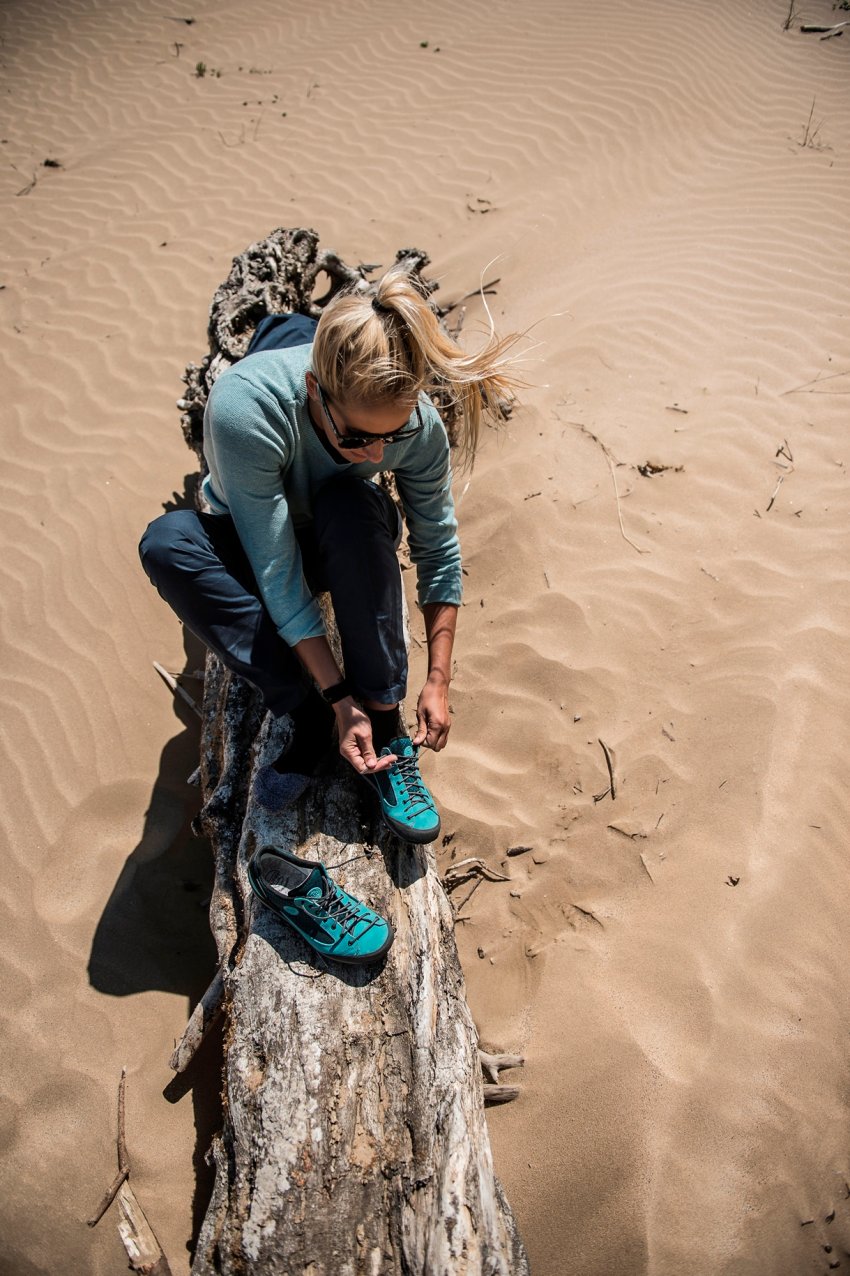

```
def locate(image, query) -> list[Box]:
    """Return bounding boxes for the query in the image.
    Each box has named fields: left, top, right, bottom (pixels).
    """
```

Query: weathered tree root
left=175, top=230, right=529, bottom=1275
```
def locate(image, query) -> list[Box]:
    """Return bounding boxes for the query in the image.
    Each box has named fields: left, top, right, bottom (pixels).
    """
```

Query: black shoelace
left=393, top=752, right=431, bottom=815
left=305, top=883, right=376, bottom=938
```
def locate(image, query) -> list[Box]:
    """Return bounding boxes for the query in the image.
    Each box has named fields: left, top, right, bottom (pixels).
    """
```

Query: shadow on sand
left=89, top=477, right=223, bottom=1259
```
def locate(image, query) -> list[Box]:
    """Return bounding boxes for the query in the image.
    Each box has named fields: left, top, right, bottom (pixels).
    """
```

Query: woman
left=140, top=267, right=518, bottom=962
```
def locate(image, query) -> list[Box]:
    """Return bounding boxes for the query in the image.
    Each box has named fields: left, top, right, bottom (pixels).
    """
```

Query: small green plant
left=194, top=61, right=206, bottom=77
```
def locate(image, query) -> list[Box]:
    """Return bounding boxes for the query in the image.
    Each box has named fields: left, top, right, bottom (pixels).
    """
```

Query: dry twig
left=766, top=475, right=784, bottom=512
left=443, top=857, right=510, bottom=890
left=87, top=1069, right=130, bottom=1227
left=781, top=369, right=850, bottom=395
left=568, top=421, right=649, bottom=554
left=607, top=824, right=646, bottom=841
left=153, top=660, right=202, bottom=718
left=593, top=738, right=616, bottom=802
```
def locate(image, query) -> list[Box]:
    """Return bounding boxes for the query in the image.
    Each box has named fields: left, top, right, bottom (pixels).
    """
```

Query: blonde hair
left=311, top=265, right=523, bottom=469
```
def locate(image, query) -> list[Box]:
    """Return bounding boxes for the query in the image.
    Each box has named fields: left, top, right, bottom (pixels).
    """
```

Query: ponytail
left=311, top=265, right=524, bottom=469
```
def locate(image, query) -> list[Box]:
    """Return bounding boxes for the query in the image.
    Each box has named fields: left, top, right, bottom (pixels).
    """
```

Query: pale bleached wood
left=117, top=1181, right=173, bottom=1276
left=168, top=967, right=225, bottom=1074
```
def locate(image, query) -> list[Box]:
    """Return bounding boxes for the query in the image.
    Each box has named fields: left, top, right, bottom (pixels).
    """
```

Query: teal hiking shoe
left=248, top=846, right=393, bottom=966
left=361, top=736, right=441, bottom=844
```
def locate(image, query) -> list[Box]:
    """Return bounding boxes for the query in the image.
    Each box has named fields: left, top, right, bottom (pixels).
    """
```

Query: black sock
left=273, top=689, right=335, bottom=776
left=366, top=704, right=402, bottom=753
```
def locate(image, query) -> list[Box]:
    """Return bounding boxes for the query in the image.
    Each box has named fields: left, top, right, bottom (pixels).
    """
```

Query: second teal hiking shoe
left=248, top=846, right=393, bottom=966
left=361, top=736, right=441, bottom=844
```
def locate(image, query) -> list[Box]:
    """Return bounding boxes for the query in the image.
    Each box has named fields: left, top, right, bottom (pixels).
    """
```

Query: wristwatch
left=321, top=679, right=352, bottom=705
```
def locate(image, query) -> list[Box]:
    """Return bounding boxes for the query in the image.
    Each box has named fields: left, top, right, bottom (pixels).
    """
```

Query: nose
left=363, top=441, right=385, bottom=462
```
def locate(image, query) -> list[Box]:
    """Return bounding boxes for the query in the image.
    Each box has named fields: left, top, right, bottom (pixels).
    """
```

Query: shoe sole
left=247, top=857, right=394, bottom=966
left=376, top=808, right=441, bottom=844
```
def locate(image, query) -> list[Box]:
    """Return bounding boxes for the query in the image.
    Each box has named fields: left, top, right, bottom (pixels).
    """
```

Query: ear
left=305, top=370, right=318, bottom=399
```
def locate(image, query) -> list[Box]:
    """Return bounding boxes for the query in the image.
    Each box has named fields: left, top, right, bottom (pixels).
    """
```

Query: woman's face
left=306, top=373, right=416, bottom=464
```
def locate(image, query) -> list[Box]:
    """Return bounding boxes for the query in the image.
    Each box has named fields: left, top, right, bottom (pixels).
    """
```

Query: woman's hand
left=412, top=674, right=451, bottom=751
left=334, top=699, right=396, bottom=774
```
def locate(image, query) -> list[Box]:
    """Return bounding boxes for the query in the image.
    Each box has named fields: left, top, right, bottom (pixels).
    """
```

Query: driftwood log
left=172, top=229, right=528, bottom=1274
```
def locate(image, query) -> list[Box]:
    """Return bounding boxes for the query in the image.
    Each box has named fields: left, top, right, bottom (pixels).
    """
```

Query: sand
left=2, top=0, right=850, bottom=1271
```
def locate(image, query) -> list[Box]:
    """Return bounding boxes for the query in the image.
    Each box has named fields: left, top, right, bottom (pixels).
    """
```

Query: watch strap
left=321, top=679, right=353, bottom=705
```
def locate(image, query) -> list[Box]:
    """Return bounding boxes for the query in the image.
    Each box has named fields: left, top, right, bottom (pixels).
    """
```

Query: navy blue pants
left=139, top=315, right=407, bottom=716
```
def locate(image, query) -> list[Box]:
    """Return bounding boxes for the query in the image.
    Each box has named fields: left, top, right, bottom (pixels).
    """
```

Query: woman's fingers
left=339, top=723, right=396, bottom=774
left=414, top=681, right=452, bottom=751
left=370, top=753, right=397, bottom=772
left=357, top=727, right=378, bottom=770
left=413, top=709, right=450, bottom=751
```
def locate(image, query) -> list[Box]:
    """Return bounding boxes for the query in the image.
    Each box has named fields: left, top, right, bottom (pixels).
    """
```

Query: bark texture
left=180, top=230, right=528, bottom=1275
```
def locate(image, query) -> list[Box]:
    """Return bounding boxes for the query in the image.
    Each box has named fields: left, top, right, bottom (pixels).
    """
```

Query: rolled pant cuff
left=353, top=681, right=407, bottom=707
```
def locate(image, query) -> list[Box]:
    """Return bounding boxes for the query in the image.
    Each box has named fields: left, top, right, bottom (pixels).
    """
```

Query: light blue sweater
left=201, top=343, right=462, bottom=648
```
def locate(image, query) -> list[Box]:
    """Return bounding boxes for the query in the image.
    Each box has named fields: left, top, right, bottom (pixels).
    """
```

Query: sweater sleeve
left=394, top=408, right=463, bottom=608
left=203, top=372, right=326, bottom=646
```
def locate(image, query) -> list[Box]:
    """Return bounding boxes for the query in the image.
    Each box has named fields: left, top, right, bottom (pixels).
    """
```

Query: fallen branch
left=480, top=1048, right=524, bottom=1107
left=168, top=967, right=225, bottom=1073
left=443, top=856, right=512, bottom=889
left=87, top=1070, right=173, bottom=1273
left=800, top=21, right=849, bottom=36
left=479, top=1049, right=525, bottom=1084
left=484, top=1084, right=521, bottom=1105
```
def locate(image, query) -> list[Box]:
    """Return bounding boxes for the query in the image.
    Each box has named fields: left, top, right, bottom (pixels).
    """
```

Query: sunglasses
left=316, top=382, right=424, bottom=450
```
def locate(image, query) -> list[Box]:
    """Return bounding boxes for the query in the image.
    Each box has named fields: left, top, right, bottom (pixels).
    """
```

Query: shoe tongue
left=386, top=735, right=415, bottom=757
left=295, top=866, right=329, bottom=901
